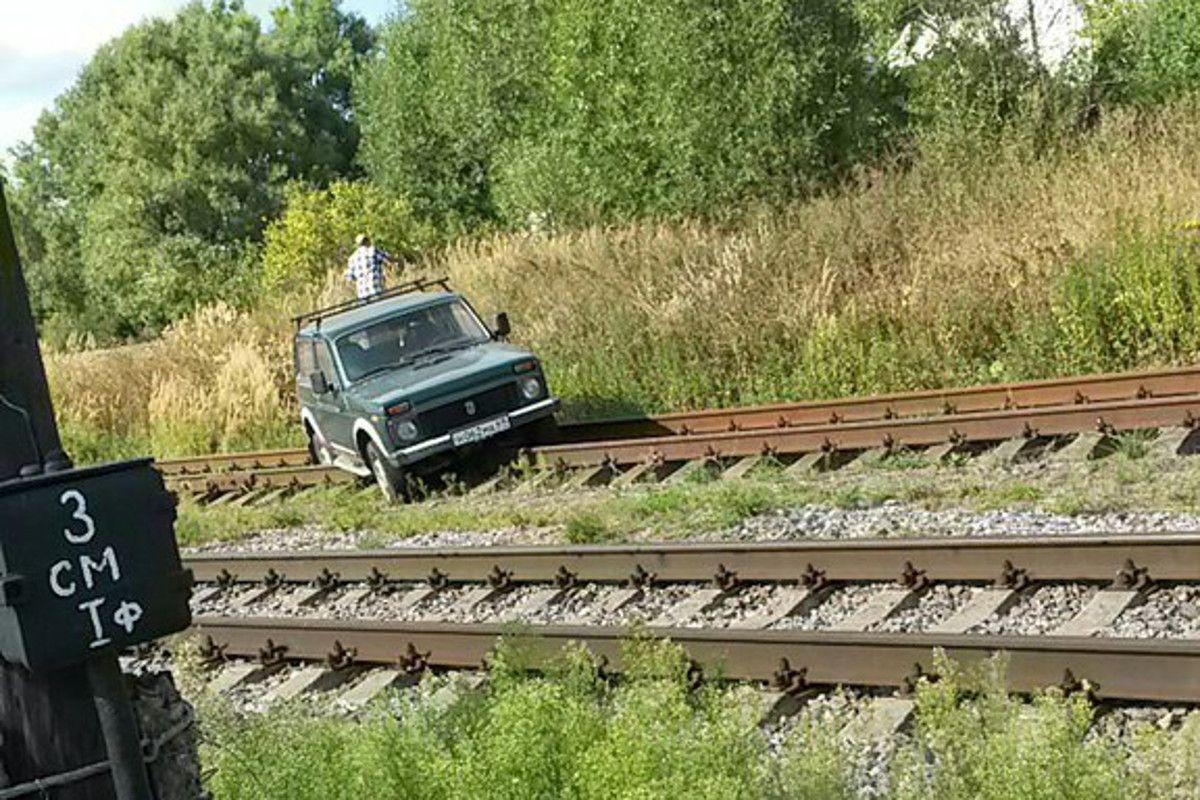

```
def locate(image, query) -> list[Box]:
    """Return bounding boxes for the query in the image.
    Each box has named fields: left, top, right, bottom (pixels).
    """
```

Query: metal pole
left=86, top=658, right=153, bottom=800
left=1, top=178, right=149, bottom=799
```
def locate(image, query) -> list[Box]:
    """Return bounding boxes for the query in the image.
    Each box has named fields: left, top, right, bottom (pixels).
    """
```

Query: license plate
left=451, top=415, right=512, bottom=447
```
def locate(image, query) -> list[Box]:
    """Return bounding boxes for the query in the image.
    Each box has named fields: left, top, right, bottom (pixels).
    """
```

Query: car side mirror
left=492, top=312, right=511, bottom=340
left=310, top=371, right=331, bottom=395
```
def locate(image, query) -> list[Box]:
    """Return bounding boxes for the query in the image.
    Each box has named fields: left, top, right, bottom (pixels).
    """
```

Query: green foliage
left=856, top=0, right=1075, bottom=165
left=563, top=512, right=612, bottom=545
left=201, top=644, right=1200, bottom=800
left=892, top=653, right=1131, bottom=800
left=203, top=639, right=784, bottom=800
left=11, top=0, right=372, bottom=339
left=1045, top=224, right=1200, bottom=373
left=260, top=181, right=431, bottom=291
left=357, top=0, right=892, bottom=232
left=1084, top=0, right=1200, bottom=106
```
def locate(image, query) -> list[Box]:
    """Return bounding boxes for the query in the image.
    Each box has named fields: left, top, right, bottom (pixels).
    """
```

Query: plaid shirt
left=345, top=245, right=392, bottom=299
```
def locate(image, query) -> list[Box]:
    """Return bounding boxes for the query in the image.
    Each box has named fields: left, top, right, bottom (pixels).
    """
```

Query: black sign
left=0, top=460, right=192, bottom=671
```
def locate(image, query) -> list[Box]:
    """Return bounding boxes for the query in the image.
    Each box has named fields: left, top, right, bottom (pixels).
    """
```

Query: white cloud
left=0, top=1, right=186, bottom=158
left=4, top=1, right=182, bottom=60
left=0, top=98, right=50, bottom=160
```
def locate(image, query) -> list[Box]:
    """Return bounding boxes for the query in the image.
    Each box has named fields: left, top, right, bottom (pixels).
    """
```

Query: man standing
left=345, top=233, right=395, bottom=299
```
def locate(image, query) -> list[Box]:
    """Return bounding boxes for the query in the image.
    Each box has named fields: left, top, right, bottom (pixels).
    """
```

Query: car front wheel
left=366, top=442, right=403, bottom=504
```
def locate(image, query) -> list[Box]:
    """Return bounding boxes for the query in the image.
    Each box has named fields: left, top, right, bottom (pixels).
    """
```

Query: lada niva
left=293, top=278, right=559, bottom=501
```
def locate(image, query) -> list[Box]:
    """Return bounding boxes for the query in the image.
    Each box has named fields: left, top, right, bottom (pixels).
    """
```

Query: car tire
left=307, top=430, right=333, bottom=466
left=366, top=441, right=403, bottom=504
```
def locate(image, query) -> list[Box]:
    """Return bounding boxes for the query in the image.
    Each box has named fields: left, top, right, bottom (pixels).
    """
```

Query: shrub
left=260, top=181, right=432, bottom=292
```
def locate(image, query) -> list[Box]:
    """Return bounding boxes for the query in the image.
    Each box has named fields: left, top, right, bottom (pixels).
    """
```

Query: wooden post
left=0, top=179, right=114, bottom=797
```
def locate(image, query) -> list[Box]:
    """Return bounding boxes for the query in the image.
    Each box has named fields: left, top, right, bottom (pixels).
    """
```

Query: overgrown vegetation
left=9, top=0, right=1200, bottom=460
left=200, top=639, right=1200, bottom=800
left=44, top=103, right=1200, bottom=460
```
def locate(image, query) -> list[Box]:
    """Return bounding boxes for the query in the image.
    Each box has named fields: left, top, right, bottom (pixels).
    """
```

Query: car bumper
left=388, top=396, right=560, bottom=466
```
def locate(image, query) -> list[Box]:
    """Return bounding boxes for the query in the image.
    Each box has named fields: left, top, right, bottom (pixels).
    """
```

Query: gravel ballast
left=186, top=502, right=1200, bottom=557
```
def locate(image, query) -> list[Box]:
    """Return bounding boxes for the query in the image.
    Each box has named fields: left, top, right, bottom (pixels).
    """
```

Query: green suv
left=293, top=278, right=559, bottom=501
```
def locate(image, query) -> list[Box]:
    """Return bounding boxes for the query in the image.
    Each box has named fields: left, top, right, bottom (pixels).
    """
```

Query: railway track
left=192, top=618, right=1200, bottom=704
left=186, top=534, right=1200, bottom=704
left=159, top=365, right=1200, bottom=503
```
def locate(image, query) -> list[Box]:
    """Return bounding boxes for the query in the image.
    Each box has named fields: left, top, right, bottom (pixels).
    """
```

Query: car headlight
left=519, top=376, right=542, bottom=400
left=393, top=420, right=419, bottom=441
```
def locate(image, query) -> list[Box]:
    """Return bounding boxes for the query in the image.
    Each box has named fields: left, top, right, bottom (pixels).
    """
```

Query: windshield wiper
left=414, top=340, right=477, bottom=359
left=352, top=358, right=418, bottom=382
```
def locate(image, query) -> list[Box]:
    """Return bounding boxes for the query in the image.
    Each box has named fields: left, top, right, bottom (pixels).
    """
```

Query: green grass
left=199, top=640, right=1200, bottom=800
left=177, top=451, right=1200, bottom=549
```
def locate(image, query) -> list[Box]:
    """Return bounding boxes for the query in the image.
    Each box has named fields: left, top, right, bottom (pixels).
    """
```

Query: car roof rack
left=292, top=276, right=453, bottom=330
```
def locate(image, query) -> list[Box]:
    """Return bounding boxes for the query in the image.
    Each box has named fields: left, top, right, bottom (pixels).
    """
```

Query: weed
left=976, top=482, right=1044, bottom=509
left=881, top=450, right=930, bottom=471
left=564, top=512, right=612, bottom=544
left=200, top=641, right=1197, bottom=800
left=1109, top=430, right=1157, bottom=460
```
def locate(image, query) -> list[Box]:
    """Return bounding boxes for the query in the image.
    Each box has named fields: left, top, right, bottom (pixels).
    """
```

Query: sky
left=0, top=0, right=394, bottom=161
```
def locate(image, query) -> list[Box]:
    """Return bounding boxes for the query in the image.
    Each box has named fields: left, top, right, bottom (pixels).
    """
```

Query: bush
left=203, top=639, right=790, bottom=800
left=1085, top=0, right=1200, bottom=106
left=357, top=0, right=889, bottom=231
left=201, top=642, right=1200, bottom=800
left=260, top=181, right=432, bottom=292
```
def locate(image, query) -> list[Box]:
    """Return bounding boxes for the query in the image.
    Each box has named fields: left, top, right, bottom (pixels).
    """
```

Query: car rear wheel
left=366, top=441, right=403, bottom=504
left=307, top=430, right=333, bottom=466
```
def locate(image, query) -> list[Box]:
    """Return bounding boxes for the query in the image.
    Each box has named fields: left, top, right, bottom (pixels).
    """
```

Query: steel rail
left=158, top=449, right=312, bottom=476
left=556, top=364, right=1200, bottom=442
left=167, top=464, right=353, bottom=495
left=537, top=394, right=1200, bottom=468
left=157, top=365, right=1200, bottom=478
left=192, top=616, right=1200, bottom=703
left=183, top=533, right=1200, bottom=585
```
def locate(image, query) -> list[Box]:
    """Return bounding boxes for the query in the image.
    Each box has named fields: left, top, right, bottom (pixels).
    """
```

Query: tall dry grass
left=449, top=104, right=1200, bottom=416
left=45, top=104, right=1200, bottom=461
left=44, top=279, right=347, bottom=461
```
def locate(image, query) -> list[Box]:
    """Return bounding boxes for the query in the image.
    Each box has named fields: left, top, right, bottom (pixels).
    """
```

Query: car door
left=312, top=339, right=355, bottom=457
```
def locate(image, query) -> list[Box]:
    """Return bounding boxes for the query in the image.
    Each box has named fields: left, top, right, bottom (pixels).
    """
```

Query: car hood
left=349, top=343, right=536, bottom=408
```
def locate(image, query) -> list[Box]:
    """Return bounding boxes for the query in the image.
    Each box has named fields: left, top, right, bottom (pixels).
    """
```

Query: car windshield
left=336, top=300, right=491, bottom=382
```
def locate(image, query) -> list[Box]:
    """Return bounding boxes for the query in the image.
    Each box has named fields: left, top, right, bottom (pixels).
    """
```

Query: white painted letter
left=48, top=560, right=76, bottom=598
left=60, top=490, right=96, bottom=544
left=113, top=601, right=143, bottom=635
left=81, top=547, right=121, bottom=590
left=78, top=597, right=111, bottom=648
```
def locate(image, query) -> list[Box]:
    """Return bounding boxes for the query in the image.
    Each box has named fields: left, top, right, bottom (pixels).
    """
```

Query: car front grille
left=419, top=383, right=521, bottom=436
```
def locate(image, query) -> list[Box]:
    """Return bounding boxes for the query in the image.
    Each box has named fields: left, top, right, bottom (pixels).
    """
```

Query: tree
left=855, top=0, right=1051, bottom=161
left=260, top=180, right=431, bottom=291
left=1083, top=0, right=1200, bottom=106
left=356, top=0, right=893, bottom=233
left=11, top=0, right=373, bottom=340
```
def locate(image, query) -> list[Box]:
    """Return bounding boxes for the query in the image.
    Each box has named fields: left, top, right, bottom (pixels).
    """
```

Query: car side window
left=315, top=341, right=340, bottom=388
left=295, top=339, right=316, bottom=386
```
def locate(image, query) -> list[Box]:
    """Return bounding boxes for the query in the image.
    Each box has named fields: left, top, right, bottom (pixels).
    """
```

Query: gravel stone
left=771, top=584, right=885, bottom=631
left=685, top=585, right=790, bottom=628
left=185, top=525, right=556, bottom=555
left=722, top=502, right=1200, bottom=543
left=873, top=585, right=979, bottom=633
left=969, top=584, right=1098, bottom=635
left=1104, top=585, right=1200, bottom=639
left=185, top=499, right=1200, bottom=558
